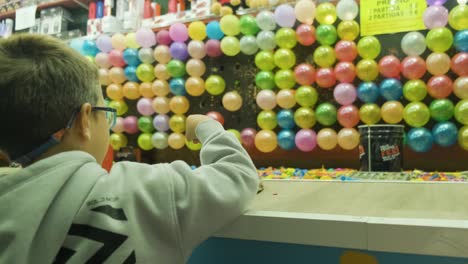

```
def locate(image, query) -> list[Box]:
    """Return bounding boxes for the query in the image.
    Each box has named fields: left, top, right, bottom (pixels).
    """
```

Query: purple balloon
left=295, top=129, right=317, bottom=152
left=274, top=4, right=296, bottom=28
left=426, top=0, right=447, bottom=5
left=205, top=39, right=222, bottom=57
left=334, top=83, right=357, bottom=106
left=169, top=23, right=189, bottom=42
left=123, top=116, right=139, bottom=134
left=240, top=128, right=257, bottom=148
left=170, top=42, right=189, bottom=61
left=136, top=28, right=157, bottom=48
left=423, top=5, right=448, bottom=29
left=153, top=114, right=170, bottom=132
left=156, top=30, right=172, bottom=45
left=96, top=35, right=113, bottom=53
left=137, top=98, right=155, bottom=116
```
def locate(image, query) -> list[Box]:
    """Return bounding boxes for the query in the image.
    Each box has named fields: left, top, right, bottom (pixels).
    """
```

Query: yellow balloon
left=169, top=96, right=190, bottom=114
left=360, top=103, right=381, bottom=125
left=356, top=59, right=379, bottom=81
left=337, top=20, right=360, bottom=41
left=139, top=82, right=154, bottom=98
left=99, top=68, right=110, bottom=86
left=186, top=140, right=202, bottom=151
left=459, top=126, right=468, bottom=151
left=126, top=33, right=140, bottom=49
left=122, top=81, right=141, bottom=99
left=220, top=14, right=240, bottom=36
left=448, top=4, right=468, bottom=31
left=153, top=46, right=172, bottom=64
left=152, top=80, right=170, bottom=97
left=169, top=114, right=187, bottom=133
left=154, top=64, right=171, bottom=81
left=337, top=128, right=359, bottom=150
left=108, top=100, right=128, bottom=116
left=168, top=133, right=186, bottom=150
left=185, top=77, right=206, bottom=96
left=186, top=59, right=206, bottom=77
left=138, top=133, right=154, bottom=151
left=111, top=33, right=127, bottom=51
left=276, top=89, right=297, bottom=109
left=106, top=83, right=124, bottom=100
left=152, top=97, right=170, bottom=114
left=317, top=128, right=337, bottom=150
left=316, top=2, right=337, bottom=25
left=222, top=91, right=243, bottom=112
left=109, top=67, right=127, bottom=84
left=381, top=101, right=404, bottom=124
left=188, top=21, right=207, bottom=40
left=255, top=130, right=278, bottom=153
left=110, top=133, right=128, bottom=150
left=426, top=52, right=451, bottom=75
left=221, top=36, right=241, bottom=56
left=294, top=107, right=316, bottom=128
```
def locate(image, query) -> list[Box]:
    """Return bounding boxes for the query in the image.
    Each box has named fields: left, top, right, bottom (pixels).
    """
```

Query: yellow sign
left=360, top=0, right=427, bottom=36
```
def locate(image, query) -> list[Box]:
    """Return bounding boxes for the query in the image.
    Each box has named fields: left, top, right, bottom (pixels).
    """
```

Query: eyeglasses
left=66, top=106, right=117, bottom=129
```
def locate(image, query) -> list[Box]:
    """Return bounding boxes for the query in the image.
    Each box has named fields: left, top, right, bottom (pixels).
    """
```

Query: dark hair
left=0, top=34, right=100, bottom=159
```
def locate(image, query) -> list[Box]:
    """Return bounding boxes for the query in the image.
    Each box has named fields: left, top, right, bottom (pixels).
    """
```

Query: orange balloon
left=154, top=64, right=171, bottom=80
left=317, top=128, right=338, bottom=150
left=381, top=101, right=404, bottom=124
left=109, top=67, right=127, bottom=84
left=337, top=128, right=360, bottom=150
left=185, top=77, right=206, bottom=96
left=106, top=83, right=124, bottom=100
left=254, top=130, right=278, bottom=153
left=426, top=52, right=451, bottom=75
left=222, top=91, right=243, bottom=112
left=122, top=82, right=141, bottom=99
left=153, top=45, right=172, bottom=64
left=186, top=59, right=206, bottom=77
left=99, top=68, right=110, bottom=86
left=139, top=82, right=154, bottom=98
left=169, top=96, right=190, bottom=114
left=276, top=89, right=296, bottom=109
left=152, top=79, right=170, bottom=96
left=152, top=96, right=170, bottom=114
left=168, top=133, right=186, bottom=149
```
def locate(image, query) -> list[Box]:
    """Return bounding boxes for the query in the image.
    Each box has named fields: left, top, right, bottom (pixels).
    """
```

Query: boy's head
left=0, top=34, right=111, bottom=165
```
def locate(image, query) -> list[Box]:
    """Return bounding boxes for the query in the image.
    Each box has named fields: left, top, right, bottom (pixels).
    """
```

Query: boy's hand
left=185, top=115, right=212, bottom=143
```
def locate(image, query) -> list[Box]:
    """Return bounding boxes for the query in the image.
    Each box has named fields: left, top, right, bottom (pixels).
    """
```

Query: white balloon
left=152, top=132, right=169, bottom=149
left=256, top=11, right=276, bottom=31
left=401, top=31, right=427, bottom=56
left=336, top=0, right=359, bottom=21
left=240, top=36, right=259, bottom=55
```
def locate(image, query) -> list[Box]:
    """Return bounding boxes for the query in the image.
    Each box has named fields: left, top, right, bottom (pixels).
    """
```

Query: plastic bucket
left=358, top=125, right=404, bottom=172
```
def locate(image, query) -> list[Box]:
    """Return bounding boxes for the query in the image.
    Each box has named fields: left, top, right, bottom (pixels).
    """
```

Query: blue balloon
left=432, top=121, right=458, bottom=147
left=278, top=130, right=296, bottom=150
left=82, top=40, right=99, bottom=56
left=407, top=128, right=433, bottom=153
left=277, top=109, right=295, bottom=129
left=169, top=78, right=187, bottom=95
left=357, top=82, right=379, bottom=103
left=379, top=78, right=403, bottom=101
left=124, top=66, right=139, bottom=82
left=454, top=30, right=468, bottom=52
left=123, top=48, right=141, bottom=66
left=206, top=21, right=224, bottom=40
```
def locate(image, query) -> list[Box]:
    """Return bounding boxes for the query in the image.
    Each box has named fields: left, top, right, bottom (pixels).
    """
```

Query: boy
left=0, top=34, right=259, bottom=263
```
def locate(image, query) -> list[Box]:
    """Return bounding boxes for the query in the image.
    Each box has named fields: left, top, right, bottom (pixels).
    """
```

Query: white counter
left=215, top=180, right=468, bottom=258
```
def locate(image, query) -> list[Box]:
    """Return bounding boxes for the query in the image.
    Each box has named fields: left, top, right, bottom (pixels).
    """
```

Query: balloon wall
left=75, top=0, right=468, bottom=158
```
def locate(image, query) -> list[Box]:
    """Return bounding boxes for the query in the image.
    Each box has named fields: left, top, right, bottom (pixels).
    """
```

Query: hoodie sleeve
left=167, top=119, right=259, bottom=258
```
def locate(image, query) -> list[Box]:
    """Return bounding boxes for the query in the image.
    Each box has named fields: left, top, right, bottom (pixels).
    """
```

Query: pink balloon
left=136, top=28, right=157, bottom=48
left=423, top=5, right=448, bottom=29
left=379, top=55, right=401, bottom=78
left=123, top=116, right=139, bottom=134
left=337, top=105, right=360, bottom=128
left=108, top=49, right=126, bottom=67
left=137, top=98, right=155, bottom=116
left=334, top=62, right=356, bottom=83
left=316, top=68, right=336, bottom=88
left=294, top=63, right=316, bottom=85
left=112, top=117, right=125, bottom=133
left=156, top=30, right=172, bottom=45
left=95, top=52, right=112, bottom=69
left=169, top=23, right=189, bottom=42
left=401, top=56, right=426, bottom=80
left=335, top=40, right=357, bottom=62
left=205, top=39, right=222, bottom=57
left=334, top=83, right=357, bottom=105
left=241, top=128, right=257, bottom=148
left=295, top=129, right=317, bottom=152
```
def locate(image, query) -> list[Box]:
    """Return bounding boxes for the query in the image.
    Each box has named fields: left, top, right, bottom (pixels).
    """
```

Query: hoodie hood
left=0, top=151, right=106, bottom=263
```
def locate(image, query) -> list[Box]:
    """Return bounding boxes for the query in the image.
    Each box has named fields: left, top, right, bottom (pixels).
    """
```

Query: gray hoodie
left=0, top=120, right=259, bottom=263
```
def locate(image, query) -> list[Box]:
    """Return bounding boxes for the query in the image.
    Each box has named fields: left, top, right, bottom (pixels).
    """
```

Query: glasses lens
left=106, top=111, right=116, bottom=128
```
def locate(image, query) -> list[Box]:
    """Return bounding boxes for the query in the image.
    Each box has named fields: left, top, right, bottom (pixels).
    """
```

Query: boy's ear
left=78, top=103, right=93, bottom=140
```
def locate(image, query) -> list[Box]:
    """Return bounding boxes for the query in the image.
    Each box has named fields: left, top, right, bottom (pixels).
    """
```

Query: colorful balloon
left=277, top=129, right=296, bottom=150
left=256, top=71, right=275, bottom=90
left=403, top=80, right=427, bottom=102
left=295, top=129, right=317, bottom=152
left=277, top=109, right=295, bottom=129
left=294, top=64, right=315, bottom=85
left=240, top=35, right=259, bottom=55
left=357, top=82, right=379, bottom=103
left=139, top=48, right=155, bottom=64
left=138, top=116, right=155, bottom=133
left=186, top=59, right=206, bottom=77
left=111, top=33, right=127, bottom=51
left=381, top=101, right=404, bottom=124
left=205, top=39, right=222, bottom=57
left=454, top=76, right=468, bottom=99
left=430, top=99, right=454, bottom=122
left=255, top=130, right=278, bottom=153
left=433, top=121, right=458, bottom=147
left=153, top=45, right=171, bottom=64
left=316, top=103, right=337, bottom=126
left=240, top=128, right=257, bottom=148
left=378, top=55, right=401, bottom=78
left=296, top=24, right=316, bottom=46
left=455, top=99, right=468, bottom=125
left=335, top=40, right=357, bottom=62
left=357, top=36, right=381, bottom=59
left=356, top=59, right=379, bottom=81
left=360, top=103, right=381, bottom=125
left=401, top=56, right=426, bottom=80
left=275, top=69, right=296, bottom=89
left=137, top=98, right=155, bottom=116
left=135, top=28, right=156, bottom=48
left=427, top=75, right=453, bottom=99
left=274, top=48, right=296, bottom=69
left=336, top=0, right=358, bottom=21
left=423, top=5, right=449, bottom=29
left=379, top=78, right=403, bottom=101
left=125, top=33, right=140, bottom=49
left=206, top=111, right=225, bottom=125
left=337, top=105, right=359, bottom=128
left=123, top=48, right=141, bottom=66
left=169, top=78, right=186, bottom=95
left=123, top=116, right=139, bottom=134
left=459, top=125, right=468, bottom=150
left=188, top=21, right=207, bottom=41
left=170, top=42, right=189, bottom=61
left=256, top=90, right=277, bottom=110
left=316, top=24, right=338, bottom=46
left=136, top=63, right=155, bottom=82
left=109, top=133, right=127, bottom=150
left=255, top=50, right=275, bottom=71
left=185, top=76, right=205, bottom=96
left=316, top=67, right=336, bottom=88
left=108, top=100, right=128, bottom=116
left=124, top=65, right=138, bottom=82
left=404, top=102, right=430, bottom=127
left=454, top=30, right=468, bottom=52
left=451, top=52, right=468, bottom=76
left=99, top=68, right=110, bottom=86
left=295, top=0, right=316, bottom=25
left=274, top=4, right=296, bottom=28
left=95, top=52, right=111, bottom=69
left=223, top=91, right=243, bottom=112
left=167, top=59, right=186, bottom=78
left=448, top=4, right=468, bottom=31
left=276, top=89, right=297, bottom=109
left=407, top=128, right=433, bottom=152
left=334, top=83, right=356, bottom=106
left=169, top=23, right=189, bottom=42
left=156, top=30, right=172, bottom=45
left=334, top=62, right=356, bottom=83
left=313, top=46, right=336, bottom=68
left=256, top=10, right=276, bottom=31
left=294, top=107, right=316, bottom=128
left=275, top=28, right=297, bottom=49
left=168, top=133, right=186, bottom=150
left=188, top=40, right=206, bottom=59
left=122, top=81, right=140, bottom=99
left=426, top=52, right=451, bottom=75
left=426, top=27, right=453, bottom=52
left=316, top=2, right=337, bottom=25
left=337, top=20, right=359, bottom=41
left=317, top=128, right=338, bottom=150
left=109, top=50, right=126, bottom=67
left=337, top=128, right=359, bottom=150
left=205, top=75, right=226, bottom=95
left=296, top=86, right=318, bottom=107
left=106, top=83, right=124, bottom=100
left=152, top=132, right=169, bottom=150
left=257, top=110, right=277, bottom=130
left=220, top=36, right=241, bottom=56
left=152, top=79, right=170, bottom=96
left=169, top=96, right=190, bottom=114
left=169, top=114, right=186, bottom=133
left=239, top=15, right=260, bottom=36
left=206, top=21, right=224, bottom=40
left=152, top=97, right=170, bottom=114
left=220, top=14, right=240, bottom=36
left=153, top=114, right=170, bottom=132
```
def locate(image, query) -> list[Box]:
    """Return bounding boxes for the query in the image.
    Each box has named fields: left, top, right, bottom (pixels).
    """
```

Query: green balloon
left=403, top=102, right=430, bottom=127
left=426, top=27, right=453, bottom=52
left=205, top=75, right=226, bottom=95
left=257, top=110, right=277, bottom=130
left=136, top=63, right=155, bottom=82
left=316, top=24, right=338, bottom=46
left=167, top=60, right=186, bottom=78
left=274, top=69, right=296, bottom=90
left=138, top=116, right=155, bottom=133
left=316, top=103, right=337, bottom=126
left=239, top=15, right=260, bottom=36
left=403, top=80, right=427, bottom=102
left=255, top=71, right=276, bottom=90
left=275, top=28, right=297, bottom=49
left=274, top=48, right=296, bottom=69
left=255, top=51, right=275, bottom=71
left=137, top=133, right=154, bottom=151
left=357, top=36, right=381, bottom=59
left=455, top=99, right=468, bottom=125
left=227, top=129, right=241, bottom=142
left=294, top=107, right=316, bottom=128
left=313, top=45, right=336, bottom=68
left=430, top=99, right=454, bottom=122
left=295, top=86, right=318, bottom=107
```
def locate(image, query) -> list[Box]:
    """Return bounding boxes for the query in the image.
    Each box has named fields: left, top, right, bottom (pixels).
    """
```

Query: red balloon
left=206, top=111, right=224, bottom=125
left=205, top=39, right=222, bottom=58
left=427, top=75, right=453, bottom=99
left=451, top=52, right=468, bottom=76
left=334, top=62, right=356, bottom=83
left=316, top=68, right=336, bottom=88
left=296, top=24, right=316, bottom=46
left=379, top=55, right=401, bottom=78
left=108, top=49, right=126, bottom=67
left=401, top=56, right=426, bottom=80
left=337, top=105, right=360, bottom=128
left=294, top=63, right=316, bottom=85
left=335, top=40, right=358, bottom=62
left=240, top=128, right=257, bottom=148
